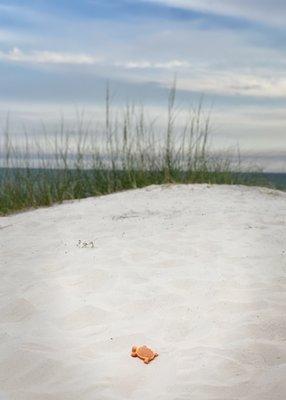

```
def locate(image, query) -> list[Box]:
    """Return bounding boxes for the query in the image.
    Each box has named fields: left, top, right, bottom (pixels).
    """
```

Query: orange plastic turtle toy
left=131, top=345, right=158, bottom=364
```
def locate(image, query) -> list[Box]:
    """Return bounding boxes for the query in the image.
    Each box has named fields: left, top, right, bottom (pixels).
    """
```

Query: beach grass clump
left=0, top=87, right=269, bottom=215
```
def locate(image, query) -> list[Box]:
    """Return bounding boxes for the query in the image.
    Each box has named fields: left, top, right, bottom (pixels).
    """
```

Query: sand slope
left=0, top=184, right=286, bottom=400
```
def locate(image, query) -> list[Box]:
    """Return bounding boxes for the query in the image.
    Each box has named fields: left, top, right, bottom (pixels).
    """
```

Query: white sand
left=1, top=184, right=286, bottom=400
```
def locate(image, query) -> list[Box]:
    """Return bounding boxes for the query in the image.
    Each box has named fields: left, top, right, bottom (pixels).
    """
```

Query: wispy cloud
left=1, top=47, right=286, bottom=98
left=174, top=73, right=286, bottom=98
left=115, top=59, right=190, bottom=69
left=0, top=47, right=191, bottom=70
left=0, top=47, right=102, bottom=65
left=0, top=0, right=286, bottom=160
left=143, top=0, right=286, bottom=26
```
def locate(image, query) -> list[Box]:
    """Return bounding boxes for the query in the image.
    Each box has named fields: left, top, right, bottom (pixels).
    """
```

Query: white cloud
left=0, top=47, right=102, bottom=65
left=0, top=47, right=192, bottom=70
left=0, top=1, right=285, bottom=161
left=175, top=73, right=286, bottom=98
left=115, top=59, right=191, bottom=69
left=2, top=47, right=286, bottom=98
left=0, top=48, right=190, bottom=70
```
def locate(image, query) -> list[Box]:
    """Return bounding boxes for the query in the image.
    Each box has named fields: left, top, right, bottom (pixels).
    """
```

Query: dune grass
left=0, top=86, right=269, bottom=215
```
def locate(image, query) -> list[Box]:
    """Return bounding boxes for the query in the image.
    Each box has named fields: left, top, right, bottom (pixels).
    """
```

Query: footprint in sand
left=60, top=305, right=109, bottom=330
left=0, top=299, right=36, bottom=323
left=64, top=270, right=111, bottom=292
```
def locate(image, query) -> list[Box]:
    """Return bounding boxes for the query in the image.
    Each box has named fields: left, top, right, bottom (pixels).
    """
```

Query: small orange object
left=131, top=345, right=158, bottom=364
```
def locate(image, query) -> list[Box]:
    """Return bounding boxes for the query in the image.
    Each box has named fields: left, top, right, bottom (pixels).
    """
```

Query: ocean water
left=264, top=173, right=286, bottom=191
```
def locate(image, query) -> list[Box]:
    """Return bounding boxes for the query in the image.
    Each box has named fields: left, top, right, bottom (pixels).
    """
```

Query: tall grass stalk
left=0, top=86, right=267, bottom=215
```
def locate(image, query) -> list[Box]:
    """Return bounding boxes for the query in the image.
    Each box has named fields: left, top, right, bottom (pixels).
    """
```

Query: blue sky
left=0, top=0, right=285, bottom=170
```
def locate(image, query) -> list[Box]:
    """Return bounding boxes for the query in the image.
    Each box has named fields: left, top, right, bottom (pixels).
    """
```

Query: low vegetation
left=0, top=85, right=269, bottom=215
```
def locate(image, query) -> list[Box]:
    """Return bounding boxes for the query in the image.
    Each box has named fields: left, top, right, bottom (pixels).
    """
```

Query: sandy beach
left=0, top=184, right=286, bottom=400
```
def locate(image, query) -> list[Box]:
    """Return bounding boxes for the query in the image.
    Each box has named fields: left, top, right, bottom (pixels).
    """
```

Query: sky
left=0, top=0, right=285, bottom=171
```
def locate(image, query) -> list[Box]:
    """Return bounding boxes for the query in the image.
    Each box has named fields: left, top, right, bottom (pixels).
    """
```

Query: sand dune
left=0, top=184, right=286, bottom=399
